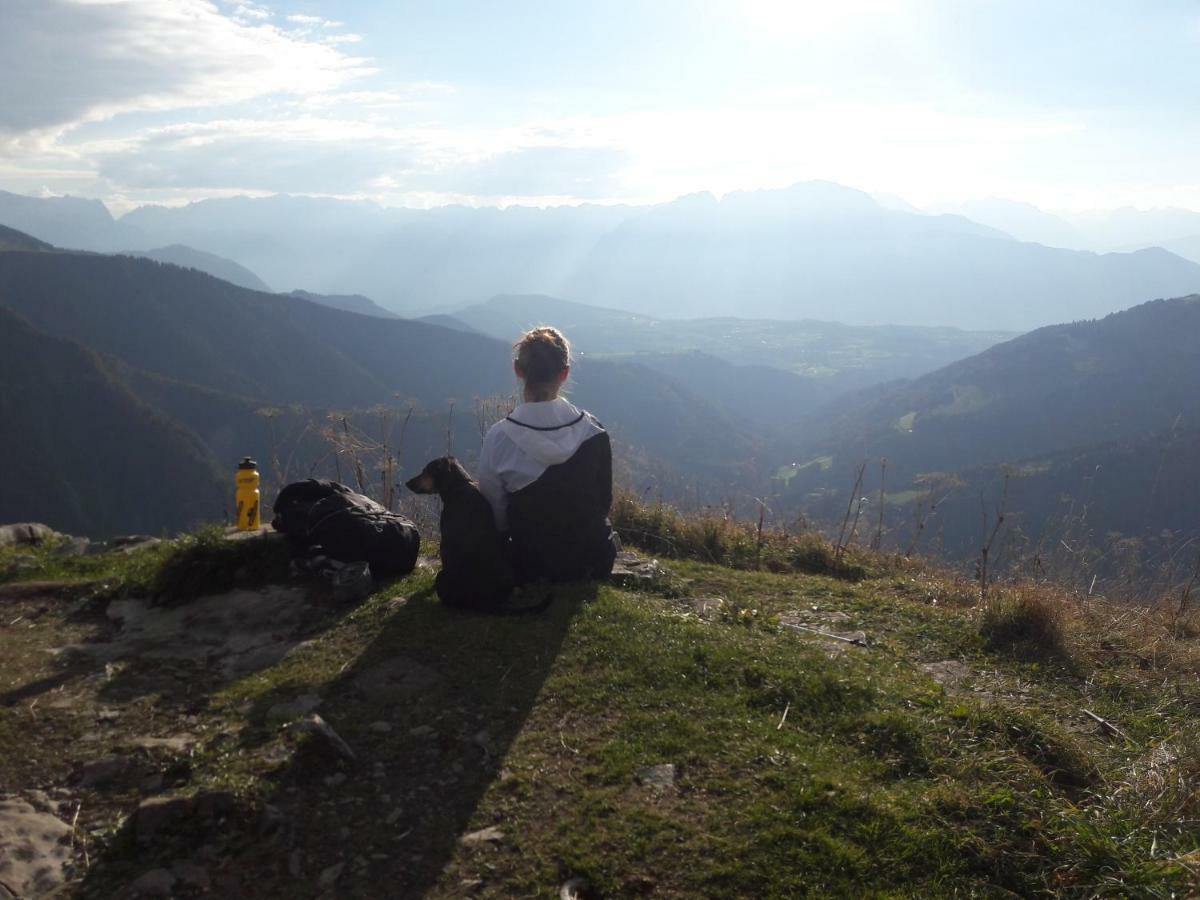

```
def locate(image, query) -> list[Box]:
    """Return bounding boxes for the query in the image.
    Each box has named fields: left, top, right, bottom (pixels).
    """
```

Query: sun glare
left=737, top=0, right=904, bottom=37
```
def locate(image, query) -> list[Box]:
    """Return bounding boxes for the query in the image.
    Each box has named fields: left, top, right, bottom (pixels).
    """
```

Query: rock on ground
left=460, top=826, right=504, bottom=845
left=0, top=522, right=59, bottom=547
left=636, top=764, right=677, bottom=790
left=0, top=796, right=74, bottom=897
left=127, top=867, right=176, bottom=897
left=318, top=861, right=345, bottom=887
left=134, top=791, right=237, bottom=844
left=266, top=694, right=323, bottom=727
left=57, top=585, right=313, bottom=681
left=609, top=552, right=670, bottom=587
left=75, top=754, right=135, bottom=789
left=134, top=796, right=194, bottom=844
left=172, top=860, right=211, bottom=891
left=921, top=659, right=972, bottom=685
left=288, top=714, right=357, bottom=763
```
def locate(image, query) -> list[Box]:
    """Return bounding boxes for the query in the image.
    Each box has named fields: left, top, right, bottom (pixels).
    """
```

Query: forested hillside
left=915, top=425, right=1200, bottom=571
left=772, top=296, right=1200, bottom=565
left=0, top=223, right=54, bottom=252
left=789, top=296, right=1200, bottom=479
left=0, top=307, right=224, bottom=534
left=122, top=245, right=272, bottom=292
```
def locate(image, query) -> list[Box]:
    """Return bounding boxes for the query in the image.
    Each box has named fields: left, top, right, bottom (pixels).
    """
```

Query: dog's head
left=405, top=457, right=474, bottom=495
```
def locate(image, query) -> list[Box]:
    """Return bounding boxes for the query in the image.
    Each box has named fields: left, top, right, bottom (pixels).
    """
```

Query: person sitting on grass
left=478, top=326, right=619, bottom=584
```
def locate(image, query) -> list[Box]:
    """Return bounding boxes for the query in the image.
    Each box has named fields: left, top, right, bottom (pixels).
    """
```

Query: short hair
left=514, top=326, right=571, bottom=386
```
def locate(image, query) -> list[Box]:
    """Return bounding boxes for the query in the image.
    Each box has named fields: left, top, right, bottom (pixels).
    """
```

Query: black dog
left=405, top=457, right=517, bottom=611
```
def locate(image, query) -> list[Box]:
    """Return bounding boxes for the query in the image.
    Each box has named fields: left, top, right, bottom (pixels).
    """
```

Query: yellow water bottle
left=235, top=457, right=261, bottom=531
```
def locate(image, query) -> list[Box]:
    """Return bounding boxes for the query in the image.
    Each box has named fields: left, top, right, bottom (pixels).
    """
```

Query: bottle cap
left=238, top=457, right=258, bottom=470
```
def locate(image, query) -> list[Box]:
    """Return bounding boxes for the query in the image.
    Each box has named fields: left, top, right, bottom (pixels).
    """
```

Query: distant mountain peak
left=288, top=289, right=399, bottom=319
left=121, top=245, right=272, bottom=293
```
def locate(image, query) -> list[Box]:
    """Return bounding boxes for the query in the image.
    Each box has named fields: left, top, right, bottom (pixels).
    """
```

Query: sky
left=1, top=0, right=1199, bottom=215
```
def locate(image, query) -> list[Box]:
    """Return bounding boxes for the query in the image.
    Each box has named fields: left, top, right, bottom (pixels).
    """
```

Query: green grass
left=611, top=492, right=870, bottom=580
left=2, top=522, right=1198, bottom=897
left=0, top=532, right=175, bottom=589
left=0, top=525, right=293, bottom=603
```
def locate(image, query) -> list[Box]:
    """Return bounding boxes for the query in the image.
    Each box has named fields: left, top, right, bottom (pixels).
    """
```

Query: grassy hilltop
left=1, top=507, right=1198, bottom=898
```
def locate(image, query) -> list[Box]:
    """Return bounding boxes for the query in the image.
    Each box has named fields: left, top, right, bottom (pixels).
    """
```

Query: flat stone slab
left=0, top=796, right=74, bottom=897
left=61, top=585, right=313, bottom=681
left=636, top=764, right=676, bottom=790
left=222, top=526, right=281, bottom=543
left=460, top=826, right=504, bottom=845
left=921, top=660, right=972, bottom=685
left=610, top=552, right=670, bottom=587
left=118, top=734, right=200, bottom=754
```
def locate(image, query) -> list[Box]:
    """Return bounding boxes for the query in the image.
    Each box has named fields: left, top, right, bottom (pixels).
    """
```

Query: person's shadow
left=76, top=577, right=594, bottom=897
left=251, top=579, right=592, bottom=897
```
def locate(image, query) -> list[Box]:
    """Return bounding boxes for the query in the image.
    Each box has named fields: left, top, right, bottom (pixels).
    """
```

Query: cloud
left=0, top=0, right=372, bottom=137
left=284, top=11, right=352, bottom=39
left=224, top=1, right=271, bottom=22
left=92, top=118, right=409, bottom=194
left=78, top=112, right=627, bottom=201
left=296, top=86, right=455, bottom=112
left=2, top=0, right=1196, bottom=214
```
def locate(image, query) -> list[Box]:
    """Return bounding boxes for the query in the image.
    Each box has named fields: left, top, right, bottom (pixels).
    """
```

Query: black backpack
left=271, top=479, right=420, bottom=579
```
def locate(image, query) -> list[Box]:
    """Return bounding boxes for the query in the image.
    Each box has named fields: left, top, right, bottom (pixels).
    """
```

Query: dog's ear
left=444, top=457, right=474, bottom=483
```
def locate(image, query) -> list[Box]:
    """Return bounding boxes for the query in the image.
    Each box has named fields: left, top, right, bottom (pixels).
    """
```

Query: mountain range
left=5, top=184, right=1200, bottom=330
left=0, top=231, right=756, bottom=535
left=939, top=200, right=1200, bottom=264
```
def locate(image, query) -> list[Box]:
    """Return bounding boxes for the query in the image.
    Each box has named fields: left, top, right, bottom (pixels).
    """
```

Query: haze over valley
left=5, top=183, right=1200, bottom=331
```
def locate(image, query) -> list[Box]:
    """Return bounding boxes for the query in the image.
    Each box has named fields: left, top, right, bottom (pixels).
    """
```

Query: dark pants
left=508, top=524, right=619, bottom=586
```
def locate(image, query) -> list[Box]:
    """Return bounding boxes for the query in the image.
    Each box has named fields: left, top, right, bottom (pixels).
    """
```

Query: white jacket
left=477, top=397, right=606, bottom=530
